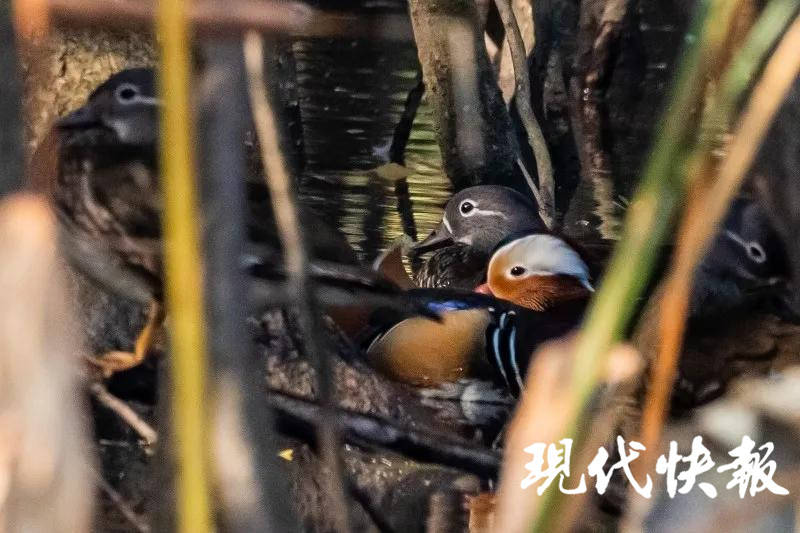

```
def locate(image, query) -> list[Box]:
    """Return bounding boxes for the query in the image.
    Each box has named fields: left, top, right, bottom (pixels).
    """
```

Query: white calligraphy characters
left=520, top=435, right=789, bottom=499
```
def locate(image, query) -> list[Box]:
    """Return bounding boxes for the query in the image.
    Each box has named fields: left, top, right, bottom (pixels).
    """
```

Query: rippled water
left=291, top=38, right=451, bottom=262
left=287, top=0, right=689, bottom=256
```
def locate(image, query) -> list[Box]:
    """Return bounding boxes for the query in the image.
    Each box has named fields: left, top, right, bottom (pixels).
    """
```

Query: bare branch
left=268, top=389, right=501, bottom=478
left=408, top=0, right=520, bottom=190
left=90, top=382, right=158, bottom=447
left=494, top=0, right=555, bottom=227
left=92, top=469, right=151, bottom=533
left=32, top=0, right=412, bottom=41
left=574, top=0, right=631, bottom=239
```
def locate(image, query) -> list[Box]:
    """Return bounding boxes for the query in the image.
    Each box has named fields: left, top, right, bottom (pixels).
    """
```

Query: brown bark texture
left=408, top=0, right=518, bottom=191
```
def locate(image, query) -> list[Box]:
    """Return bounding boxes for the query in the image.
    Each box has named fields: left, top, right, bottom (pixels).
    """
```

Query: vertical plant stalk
left=639, top=8, right=800, bottom=467
left=155, top=0, right=213, bottom=531
left=243, top=31, right=351, bottom=533
left=389, top=74, right=424, bottom=241
left=494, top=0, right=555, bottom=227
left=199, top=42, right=298, bottom=532
left=529, top=0, right=747, bottom=530
left=0, top=195, right=93, bottom=533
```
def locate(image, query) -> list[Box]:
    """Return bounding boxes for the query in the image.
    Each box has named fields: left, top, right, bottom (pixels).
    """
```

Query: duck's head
left=692, top=197, right=792, bottom=317
left=411, top=186, right=545, bottom=256
left=702, top=198, right=788, bottom=286
left=478, top=233, right=594, bottom=311
left=58, top=68, right=159, bottom=148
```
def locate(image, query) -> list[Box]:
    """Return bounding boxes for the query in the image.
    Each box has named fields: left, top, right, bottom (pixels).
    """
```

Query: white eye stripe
left=506, top=268, right=595, bottom=290
left=132, top=95, right=161, bottom=106
left=115, top=83, right=161, bottom=106
left=457, top=198, right=509, bottom=219
left=725, top=230, right=767, bottom=264
left=472, top=208, right=509, bottom=219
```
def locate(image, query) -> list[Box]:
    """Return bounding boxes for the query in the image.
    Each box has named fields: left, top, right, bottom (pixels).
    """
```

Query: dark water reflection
left=288, top=0, right=690, bottom=255
left=291, top=38, right=451, bottom=262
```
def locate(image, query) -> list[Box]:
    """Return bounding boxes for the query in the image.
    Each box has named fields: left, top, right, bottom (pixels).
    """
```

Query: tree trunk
left=407, top=0, right=521, bottom=192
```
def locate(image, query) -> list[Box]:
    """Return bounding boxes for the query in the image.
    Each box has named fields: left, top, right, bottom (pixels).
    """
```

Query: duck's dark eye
left=748, top=242, right=766, bottom=263
left=460, top=201, right=474, bottom=215
left=510, top=266, right=526, bottom=277
left=116, top=84, right=140, bottom=103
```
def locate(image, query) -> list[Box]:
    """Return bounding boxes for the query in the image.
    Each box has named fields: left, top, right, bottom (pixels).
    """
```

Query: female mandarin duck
left=54, top=68, right=428, bottom=374
left=367, top=232, right=593, bottom=397
left=409, top=186, right=547, bottom=289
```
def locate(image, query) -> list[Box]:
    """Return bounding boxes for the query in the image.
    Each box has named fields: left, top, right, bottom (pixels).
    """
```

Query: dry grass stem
left=494, top=0, right=555, bottom=227
left=639, top=11, right=800, bottom=469
left=89, top=382, right=158, bottom=447
left=0, top=194, right=92, bottom=533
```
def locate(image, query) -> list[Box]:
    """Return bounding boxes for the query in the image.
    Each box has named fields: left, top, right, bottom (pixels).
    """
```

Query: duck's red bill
left=474, top=282, right=493, bottom=295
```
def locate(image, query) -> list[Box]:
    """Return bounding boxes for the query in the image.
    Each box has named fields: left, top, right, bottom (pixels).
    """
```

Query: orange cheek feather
left=488, top=274, right=587, bottom=311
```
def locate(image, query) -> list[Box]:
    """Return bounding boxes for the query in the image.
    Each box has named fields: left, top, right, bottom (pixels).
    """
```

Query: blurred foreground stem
left=156, top=0, right=212, bottom=531
left=639, top=0, right=800, bottom=466
left=244, top=31, right=351, bottom=532
left=530, top=0, right=780, bottom=530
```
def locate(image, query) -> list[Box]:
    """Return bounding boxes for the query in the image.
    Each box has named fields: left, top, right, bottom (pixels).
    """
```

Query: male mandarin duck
left=366, top=232, right=593, bottom=397
left=53, top=68, right=428, bottom=374
left=476, top=233, right=595, bottom=311
left=409, top=186, right=547, bottom=289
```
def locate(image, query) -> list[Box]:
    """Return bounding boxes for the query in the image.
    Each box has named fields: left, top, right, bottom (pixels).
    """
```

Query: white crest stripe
left=509, top=326, right=523, bottom=390
left=492, top=325, right=508, bottom=384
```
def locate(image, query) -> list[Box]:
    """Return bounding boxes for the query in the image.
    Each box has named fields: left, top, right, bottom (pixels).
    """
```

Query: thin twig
left=34, top=0, right=412, bottom=41
left=244, top=32, right=351, bottom=533
left=639, top=8, right=800, bottom=467
left=347, top=481, right=397, bottom=533
left=389, top=74, right=424, bottom=166
left=388, top=75, right=424, bottom=240
left=362, top=179, right=387, bottom=263
left=198, top=42, right=298, bottom=532
left=92, top=469, right=151, bottom=533
left=494, top=0, right=555, bottom=228
left=89, top=382, right=158, bottom=447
